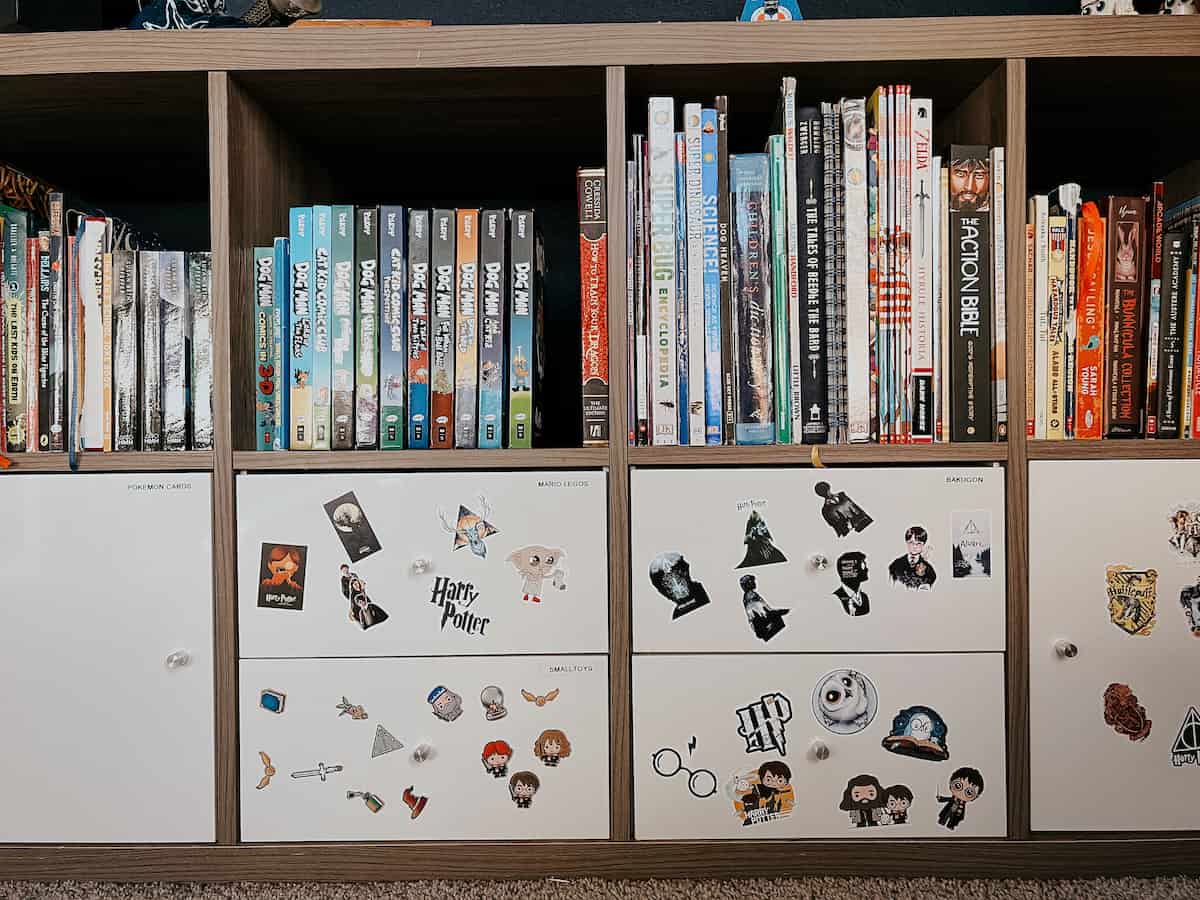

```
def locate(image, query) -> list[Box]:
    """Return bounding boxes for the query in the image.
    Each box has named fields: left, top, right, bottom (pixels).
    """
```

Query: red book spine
left=1074, top=203, right=1106, bottom=440
left=578, top=168, right=609, bottom=446
left=1103, top=196, right=1147, bottom=437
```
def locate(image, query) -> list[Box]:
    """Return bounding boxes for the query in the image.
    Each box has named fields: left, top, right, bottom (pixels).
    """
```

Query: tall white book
left=990, top=147, right=1007, bottom=440
left=1030, top=194, right=1050, bottom=439
left=78, top=218, right=108, bottom=450
left=910, top=97, right=935, bottom=443
left=648, top=97, right=678, bottom=445
left=841, top=98, right=871, bottom=443
left=684, top=103, right=706, bottom=446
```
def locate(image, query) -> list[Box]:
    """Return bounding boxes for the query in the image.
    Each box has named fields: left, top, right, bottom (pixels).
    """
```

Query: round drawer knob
left=410, top=556, right=432, bottom=576
left=810, top=739, right=830, bottom=761
left=810, top=554, right=830, bottom=572
left=1054, top=639, right=1079, bottom=659
left=165, top=649, right=191, bottom=670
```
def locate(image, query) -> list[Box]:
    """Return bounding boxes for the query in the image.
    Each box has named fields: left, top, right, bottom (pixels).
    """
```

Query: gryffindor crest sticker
left=1105, top=565, right=1158, bottom=637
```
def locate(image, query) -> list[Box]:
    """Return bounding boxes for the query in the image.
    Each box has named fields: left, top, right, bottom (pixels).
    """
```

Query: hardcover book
left=1145, top=182, right=1165, bottom=436
left=160, top=250, right=188, bottom=451
left=700, top=108, right=722, bottom=444
left=454, top=208, right=479, bottom=449
left=47, top=193, right=65, bottom=452
left=675, top=132, right=688, bottom=443
left=683, top=107, right=705, bottom=446
left=478, top=209, right=507, bottom=449
left=777, top=79, right=800, bottom=447
left=379, top=205, right=407, bottom=450
left=430, top=208, right=456, bottom=449
left=768, top=134, right=791, bottom=446
left=911, top=99, right=935, bottom=443
left=406, top=209, right=431, bottom=449
left=253, top=247, right=279, bottom=450
left=99, top=247, right=110, bottom=451
left=355, top=206, right=381, bottom=449
left=288, top=207, right=314, bottom=449
left=1103, top=195, right=1147, bottom=437
left=841, top=99, right=871, bottom=443
left=311, top=205, right=333, bottom=450
left=330, top=205, right=355, bottom=450
left=990, top=146, right=1007, bottom=441
left=1158, top=229, right=1190, bottom=438
left=796, top=105, right=828, bottom=445
left=578, top=169, right=610, bottom=447
left=625, top=163, right=638, bottom=446
left=189, top=251, right=214, bottom=451
left=715, top=95, right=736, bottom=445
left=648, top=97, right=678, bottom=445
left=79, top=216, right=106, bottom=451
left=113, top=249, right=139, bottom=451
left=731, top=152, right=776, bottom=445
left=1046, top=216, right=1068, bottom=439
left=139, top=249, right=163, bottom=450
left=1030, top=195, right=1049, bottom=438
left=1073, top=204, right=1105, bottom=440
left=632, top=135, right=649, bottom=446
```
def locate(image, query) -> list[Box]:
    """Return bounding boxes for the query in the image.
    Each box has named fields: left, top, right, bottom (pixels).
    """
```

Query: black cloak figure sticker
left=1103, top=682, right=1152, bottom=741
left=437, top=497, right=499, bottom=559
left=1105, top=565, right=1157, bottom=637
left=1172, top=707, right=1200, bottom=767
left=936, top=766, right=984, bottom=831
left=323, top=492, right=382, bottom=562
left=649, top=552, right=712, bottom=619
left=833, top=551, right=871, bottom=617
left=1181, top=580, right=1200, bottom=637
left=811, top=668, right=878, bottom=735
left=1169, top=504, right=1200, bottom=559
left=340, top=565, right=389, bottom=630
left=739, top=574, right=789, bottom=642
left=882, top=705, right=950, bottom=762
left=815, top=481, right=873, bottom=538
left=889, top=526, right=937, bottom=590
left=257, top=543, right=307, bottom=610
left=952, top=510, right=992, bottom=578
left=737, top=510, right=788, bottom=568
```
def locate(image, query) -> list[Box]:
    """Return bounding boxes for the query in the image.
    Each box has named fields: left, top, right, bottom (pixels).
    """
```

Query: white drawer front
left=237, top=471, right=608, bottom=657
left=631, top=467, right=1006, bottom=653
left=1030, top=460, right=1200, bottom=831
left=240, top=655, right=609, bottom=841
left=632, top=653, right=1006, bottom=839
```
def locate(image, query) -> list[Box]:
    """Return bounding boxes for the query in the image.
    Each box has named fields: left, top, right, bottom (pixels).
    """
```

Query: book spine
left=101, top=249, right=113, bottom=451
left=288, top=207, right=314, bottom=449
left=355, top=206, right=381, bottom=449
left=796, top=106, right=828, bottom=444
left=253, top=248, right=277, bottom=450
left=674, top=132, right=689, bottom=444
left=648, top=98, right=679, bottom=445
left=4, top=209, right=28, bottom=452
left=931, top=154, right=943, bottom=442
left=406, top=210, right=431, bottom=449
left=1145, top=181, right=1165, bottom=436
left=1158, top=229, right=1189, bottom=438
left=820, top=102, right=837, bottom=442
left=872, top=87, right=891, bottom=442
left=330, top=206, right=355, bottom=449
left=311, top=205, right=333, bottom=450
left=626, top=163, right=638, bottom=446
left=896, top=85, right=912, bottom=443
left=272, top=237, right=291, bottom=449
left=1182, top=222, right=1198, bottom=437
left=188, top=252, right=213, bottom=451
left=683, top=106, right=706, bottom=446
left=34, top=233, right=50, bottom=450
left=160, top=250, right=188, bottom=451
left=939, top=164, right=950, bottom=441
left=431, top=208, right=456, bottom=449
left=478, top=209, right=508, bottom=449
left=700, top=109, right=722, bottom=444
left=910, top=98, right=934, bottom=443
left=47, top=194, right=65, bottom=452
left=79, top=218, right=106, bottom=451
left=843, top=99, right=871, bottom=443
left=632, top=136, right=649, bottom=446
left=835, top=103, right=848, bottom=444
left=1062, top=187, right=1080, bottom=439
left=66, top=229, right=77, bottom=455
left=23, top=237, right=36, bottom=451
left=113, top=250, right=139, bottom=451
left=1104, top=195, right=1147, bottom=437
left=139, top=250, right=163, bottom=450
left=990, top=146, right=1007, bottom=440
left=731, top=153, right=775, bottom=445
left=948, top=145, right=994, bottom=441
left=579, top=170, right=610, bottom=447
left=780, top=79, right=801, bottom=446
left=715, top=95, right=736, bottom=445
left=1032, top=196, right=1049, bottom=439
left=1024, top=222, right=1035, bottom=438
left=379, top=205, right=407, bottom=450
left=454, top=208, right=479, bottom=448
left=1046, top=216, right=1067, bottom=440
left=768, top=134, right=792, bottom=445
left=508, top=210, right=538, bottom=448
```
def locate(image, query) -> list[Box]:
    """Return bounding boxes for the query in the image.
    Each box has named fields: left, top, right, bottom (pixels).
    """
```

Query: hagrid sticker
left=814, top=481, right=874, bottom=538
left=534, top=729, right=572, bottom=767
left=1169, top=503, right=1200, bottom=560
left=649, top=551, right=712, bottom=619
left=833, top=551, right=871, bottom=617
left=346, top=790, right=385, bottom=813
left=812, top=668, right=878, bottom=735
left=951, top=510, right=992, bottom=578
left=881, top=705, right=951, bottom=762
left=507, top=545, right=568, bottom=603
left=371, top=725, right=405, bottom=758
left=481, top=685, right=508, bottom=720
left=323, top=491, right=383, bottom=562
left=340, top=565, right=389, bottom=631
left=336, top=696, right=368, bottom=720
left=1103, top=682, right=1153, bottom=742
left=651, top=746, right=718, bottom=799
left=889, top=526, right=937, bottom=590
left=936, top=766, right=985, bottom=831
left=740, top=574, right=789, bottom=642
left=1171, top=707, right=1200, bottom=767
left=509, top=771, right=540, bottom=809
left=1105, top=565, right=1158, bottom=637
left=728, top=761, right=794, bottom=827
left=839, top=775, right=913, bottom=827
left=735, top=692, right=793, bottom=756
left=482, top=740, right=513, bottom=778
left=1180, top=579, right=1200, bottom=637
left=255, top=752, right=276, bottom=790
left=428, top=685, right=464, bottom=722
left=437, top=496, right=499, bottom=559
left=259, top=689, right=286, bottom=714
left=737, top=510, right=789, bottom=568
left=257, top=543, right=307, bottom=610
left=521, top=688, right=560, bottom=707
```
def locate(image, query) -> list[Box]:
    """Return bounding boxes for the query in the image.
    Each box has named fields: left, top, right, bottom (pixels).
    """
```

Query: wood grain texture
left=937, top=60, right=1006, bottom=150
left=1027, top=439, right=1200, bottom=459
left=629, top=443, right=1007, bottom=466
left=0, top=451, right=213, bottom=473
left=233, top=449, right=609, bottom=471
left=4, top=18, right=1200, bottom=76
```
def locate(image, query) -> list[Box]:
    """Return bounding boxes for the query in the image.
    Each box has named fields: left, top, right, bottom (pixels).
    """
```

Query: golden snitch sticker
left=1106, top=565, right=1158, bottom=636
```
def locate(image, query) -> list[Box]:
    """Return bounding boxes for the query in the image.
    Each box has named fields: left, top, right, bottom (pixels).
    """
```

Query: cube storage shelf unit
left=2, top=14, right=1200, bottom=882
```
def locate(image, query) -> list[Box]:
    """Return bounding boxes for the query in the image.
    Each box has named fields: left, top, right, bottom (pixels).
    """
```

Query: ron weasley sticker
left=728, top=761, right=794, bottom=827
left=323, top=491, right=382, bottom=562
left=257, top=543, right=307, bottom=610
left=1103, top=682, right=1152, bottom=742
left=1105, top=565, right=1158, bottom=636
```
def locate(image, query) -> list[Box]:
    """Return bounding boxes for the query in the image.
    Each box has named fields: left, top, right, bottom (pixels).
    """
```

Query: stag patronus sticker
left=1106, top=565, right=1158, bottom=636
left=437, top=497, right=499, bottom=559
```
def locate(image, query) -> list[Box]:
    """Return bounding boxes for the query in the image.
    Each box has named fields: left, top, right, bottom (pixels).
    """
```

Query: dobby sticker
left=833, top=551, right=870, bottom=617
left=889, top=526, right=937, bottom=590
left=482, top=740, right=513, bottom=778
left=951, top=510, right=992, bottom=578
left=651, top=746, right=717, bottom=799
left=1180, top=579, right=1200, bottom=637
left=812, top=668, right=878, bottom=735
left=340, top=565, right=389, bottom=631
left=1168, top=503, right=1200, bottom=560
left=1171, top=707, right=1200, bottom=766
left=740, top=574, right=789, bottom=642
left=509, top=771, right=540, bottom=809
left=737, top=510, right=788, bottom=568
left=336, top=696, right=368, bottom=720
left=428, top=685, right=464, bottom=721
left=521, top=688, right=560, bottom=707
left=533, top=729, right=571, bottom=767
left=882, top=705, right=950, bottom=762
left=259, top=689, right=286, bottom=714
left=728, top=761, right=794, bottom=827
left=437, top=497, right=499, bottom=559
left=371, top=725, right=404, bottom=758
left=936, top=766, right=985, bottom=831
left=1103, top=682, right=1152, bottom=741
left=256, top=752, right=276, bottom=790
left=1106, top=566, right=1158, bottom=636
left=507, top=545, right=567, bottom=603
left=323, top=491, right=382, bottom=561
left=649, top=551, right=712, bottom=619
left=814, top=481, right=873, bottom=537
left=839, top=775, right=913, bottom=827
left=735, top=692, right=793, bottom=756
left=257, top=543, right=307, bottom=610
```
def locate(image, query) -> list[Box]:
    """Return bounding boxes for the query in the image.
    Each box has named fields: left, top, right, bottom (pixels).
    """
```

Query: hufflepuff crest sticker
left=1105, top=565, right=1158, bottom=636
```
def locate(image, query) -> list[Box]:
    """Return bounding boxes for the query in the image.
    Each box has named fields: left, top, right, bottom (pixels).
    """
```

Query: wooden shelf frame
left=4, top=15, right=1200, bottom=880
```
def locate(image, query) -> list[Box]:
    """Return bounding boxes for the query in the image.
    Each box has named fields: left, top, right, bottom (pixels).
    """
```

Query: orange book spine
left=1074, top=202, right=1105, bottom=439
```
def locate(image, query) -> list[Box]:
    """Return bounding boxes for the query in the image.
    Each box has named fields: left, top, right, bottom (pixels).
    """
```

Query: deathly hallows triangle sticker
left=1172, top=706, right=1200, bottom=767
left=371, top=725, right=404, bottom=758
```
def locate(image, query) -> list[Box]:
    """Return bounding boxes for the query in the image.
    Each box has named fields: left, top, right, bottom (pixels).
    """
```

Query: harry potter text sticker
left=815, top=481, right=873, bottom=538
left=256, top=752, right=276, bottom=790
left=521, top=688, right=560, bottom=707
left=1180, top=579, right=1200, bottom=637
left=336, top=696, right=368, bottom=720
left=437, top=496, right=499, bottom=559
left=402, top=785, right=429, bottom=819
left=889, top=526, right=937, bottom=590
left=649, top=552, right=712, bottom=619
left=534, top=729, right=572, bottom=767
left=257, top=543, right=307, bottom=610
left=481, top=685, right=508, bottom=720
left=429, top=577, right=490, bottom=636
left=882, top=705, right=950, bottom=762
left=833, top=552, right=871, bottom=617
left=951, top=510, right=992, bottom=578
left=1168, top=503, right=1200, bottom=560
left=371, top=725, right=404, bottom=758
left=651, top=746, right=718, bottom=799
left=341, top=565, right=389, bottom=631
left=936, top=766, right=984, bottom=831
left=1105, top=566, right=1158, bottom=636
left=509, top=771, right=540, bottom=809
left=1103, top=683, right=1152, bottom=741
left=735, top=692, right=793, bottom=756
left=740, top=574, right=789, bottom=642
left=1172, top=707, right=1200, bottom=767
left=812, top=669, right=878, bottom=735
left=323, top=491, right=382, bottom=562
left=482, top=740, right=513, bottom=778
left=428, top=685, right=464, bottom=722
left=259, top=689, right=286, bottom=714
left=839, top=775, right=913, bottom=827
left=507, top=545, right=567, bottom=604
left=346, top=790, right=385, bottom=813
left=728, top=761, right=794, bottom=827
left=737, top=510, right=789, bottom=568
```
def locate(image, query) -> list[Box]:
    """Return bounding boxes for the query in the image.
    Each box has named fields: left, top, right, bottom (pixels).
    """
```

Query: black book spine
left=1157, top=229, right=1190, bottom=438
left=796, top=105, right=828, bottom=444
left=715, top=94, right=735, bottom=445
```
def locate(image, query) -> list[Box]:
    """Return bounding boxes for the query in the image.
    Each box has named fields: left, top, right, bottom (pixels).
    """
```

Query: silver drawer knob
left=165, top=649, right=191, bottom=670
left=410, top=556, right=432, bottom=576
left=810, top=554, right=830, bottom=572
left=810, top=739, right=830, bottom=761
left=1054, top=640, right=1078, bottom=659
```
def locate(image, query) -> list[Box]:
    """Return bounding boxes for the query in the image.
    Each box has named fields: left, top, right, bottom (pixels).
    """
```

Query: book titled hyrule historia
left=159, top=250, right=189, bottom=451
left=406, top=209, right=431, bottom=449
left=910, top=98, right=934, bottom=444
left=477, top=209, right=507, bottom=449
left=731, top=152, right=776, bottom=445
left=578, top=170, right=610, bottom=447
left=379, top=205, right=407, bottom=450
left=355, top=206, right=381, bottom=449
left=310, top=205, right=333, bottom=450
left=189, top=251, right=214, bottom=451
left=430, top=208, right=456, bottom=449
left=648, top=96, right=678, bottom=445
left=454, top=208, right=479, bottom=449
left=254, top=247, right=278, bottom=450
left=1104, top=195, right=1147, bottom=437
left=139, top=249, right=163, bottom=450
left=288, top=207, right=314, bottom=449
left=113, top=249, right=139, bottom=451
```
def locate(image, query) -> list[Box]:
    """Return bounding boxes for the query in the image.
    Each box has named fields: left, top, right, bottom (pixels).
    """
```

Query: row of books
left=626, top=85, right=1007, bottom=446
left=0, top=202, right=213, bottom=455
left=1026, top=180, right=1200, bottom=440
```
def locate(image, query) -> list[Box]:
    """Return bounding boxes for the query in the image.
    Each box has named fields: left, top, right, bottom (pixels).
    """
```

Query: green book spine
left=769, top=134, right=792, bottom=445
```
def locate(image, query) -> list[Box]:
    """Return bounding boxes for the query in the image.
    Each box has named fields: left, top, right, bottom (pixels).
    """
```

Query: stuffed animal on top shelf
left=129, top=0, right=321, bottom=29
left=1081, top=0, right=1197, bottom=12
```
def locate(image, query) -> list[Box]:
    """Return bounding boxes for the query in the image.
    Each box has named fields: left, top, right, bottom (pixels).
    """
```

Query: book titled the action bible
left=1104, top=195, right=1147, bottom=437
left=947, top=146, right=994, bottom=442
left=578, top=167, right=610, bottom=447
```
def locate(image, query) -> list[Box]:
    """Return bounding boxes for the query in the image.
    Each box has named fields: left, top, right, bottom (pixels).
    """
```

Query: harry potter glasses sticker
left=437, top=497, right=499, bottom=559
left=951, top=510, right=992, bottom=578
left=737, top=510, right=788, bottom=568
left=735, top=692, right=793, bottom=756
left=1105, top=566, right=1158, bottom=637
left=839, top=775, right=913, bottom=827
left=257, top=543, right=307, bottom=610
left=1169, top=504, right=1200, bottom=559
left=812, top=669, right=878, bottom=735
left=371, top=725, right=404, bottom=758
left=483, top=740, right=513, bottom=778
left=507, top=545, right=567, bottom=604
left=346, top=791, right=385, bottom=813
left=889, top=526, right=937, bottom=590
left=1103, top=683, right=1152, bottom=741
left=323, top=492, right=382, bottom=562
left=534, top=729, right=571, bottom=767
left=259, top=689, right=286, bottom=714
left=1180, top=580, right=1200, bottom=637
left=740, top=574, right=789, bottom=642
left=509, top=771, right=540, bottom=809
left=729, top=761, right=794, bottom=827
left=834, top=552, right=870, bottom=617
left=881, top=705, right=950, bottom=762
left=1172, top=707, right=1200, bottom=767
left=651, top=747, right=718, bottom=799
left=340, top=565, right=389, bottom=631
left=814, top=481, right=873, bottom=538
left=936, top=766, right=984, bottom=831
left=521, top=688, right=560, bottom=707
left=256, top=752, right=276, bottom=790
left=649, top=552, right=711, bottom=619
left=336, top=696, right=368, bottom=720
left=481, top=685, right=508, bottom=720
left=428, top=685, right=464, bottom=722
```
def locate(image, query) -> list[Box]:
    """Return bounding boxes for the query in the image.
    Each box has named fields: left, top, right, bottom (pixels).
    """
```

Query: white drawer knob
left=810, top=553, right=830, bottom=572
left=410, top=556, right=432, bottom=576
left=1054, top=639, right=1079, bottom=659
left=411, top=742, right=435, bottom=764
left=165, top=649, right=191, bottom=670
left=810, top=739, right=830, bottom=761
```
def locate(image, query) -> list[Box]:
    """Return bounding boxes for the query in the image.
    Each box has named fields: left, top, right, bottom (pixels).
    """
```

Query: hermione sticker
left=340, top=565, right=389, bottom=631
left=533, top=729, right=572, bottom=767
left=257, top=543, right=307, bottom=610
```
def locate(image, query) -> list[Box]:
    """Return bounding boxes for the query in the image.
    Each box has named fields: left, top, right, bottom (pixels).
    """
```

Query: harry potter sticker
left=1169, top=503, right=1200, bottom=559
left=737, top=510, right=789, bottom=568
left=1105, top=566, right=1158, bottom=636
left=936, top=766, right=984, bottom=830
left=428, top=685, right=464, bottom=722
left=341, top=565, right=389, bottom=630
left=812, top=668, right=878, bottom=735
left=833, top=552, right=870, bottom=617
left=882, top=705, right=950, bottom=762
left=729, top=761, right=794, bottom=827
left=951, top=510, right=992, bottom=578
left=507, top=545, right=567, bottom=603
left=1180, top=579, right=1200, bottom=637
left=437, top=497, right=499, bottom=559
left=839, top=775, right=912, bottom=827
left=889, top=526, right=937, bottom=590
left=740, top=574, right=789, bottom=642
left=814, top=481, right=873, bottom=537
left=509, top=771, right=540, bottom=808
left=649, top=552, right=711, bottom=619
left=1103, top=682, right=1152, bottom=741
left=482, top=739, right=513, bottom=777
left=534, top=729, right=571, bottom=767
left=257, top=543, right=307, bottom=610
left=428, top=577, right=490, bottom=636
left=323, top=491, right=382, bottom=562
left=1172, top=707, right=1200, bottom=767
left=735, top=692, right=793, bottom=756
left=651, top=746, right=718, bottom=799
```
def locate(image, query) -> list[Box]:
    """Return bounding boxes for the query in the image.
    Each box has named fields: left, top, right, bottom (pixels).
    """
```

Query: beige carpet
left=2, top=880, right=1200, bottom=899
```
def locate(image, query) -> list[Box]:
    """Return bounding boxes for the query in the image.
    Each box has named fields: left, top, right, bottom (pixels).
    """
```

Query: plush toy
left=1080, top=0, right=1139, bottom=13
left=1162, top=0, right=1198, bottom=13
left=129, top=0, right=321, bottom=29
